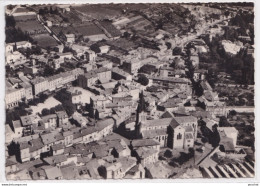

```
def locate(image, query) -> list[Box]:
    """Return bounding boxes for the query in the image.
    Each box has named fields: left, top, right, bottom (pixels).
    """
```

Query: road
left=182, top=18, right=232, bottom=47
left=36, top=14, right=64, bottom=45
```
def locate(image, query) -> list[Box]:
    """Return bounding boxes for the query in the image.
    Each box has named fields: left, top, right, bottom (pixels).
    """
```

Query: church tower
left=135, top=91, right=146, bottom=136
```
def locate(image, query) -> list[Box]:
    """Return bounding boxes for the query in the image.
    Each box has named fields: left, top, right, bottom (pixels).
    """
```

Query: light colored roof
left=142, top=118, right=172, bottom=128
left=132, top=139, right=160, bottom=148
left=44, top=166, right=63, bottom=179
left=173, top=116, right=197, bottom=124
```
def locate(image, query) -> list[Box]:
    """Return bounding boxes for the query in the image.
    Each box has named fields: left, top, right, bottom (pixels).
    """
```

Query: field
left=100, top=21, right=121, bottom=37
left=14, top=15, right=37, bottom=22
left=16, top=20, right=47, bottom=35
left=52, top=22, right=104, bottom=36
left=32, top=34, right=58, bottom=48
left=106, top=38, right=138, bottom=51
left=74, top=4, right=123, bottom=20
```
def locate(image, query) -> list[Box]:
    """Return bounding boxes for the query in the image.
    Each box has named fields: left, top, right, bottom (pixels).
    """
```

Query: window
left=177, top=133, right=182, bottom=140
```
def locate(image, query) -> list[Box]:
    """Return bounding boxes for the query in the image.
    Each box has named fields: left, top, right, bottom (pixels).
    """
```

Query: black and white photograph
left=4, top=2, right=256, bottom=181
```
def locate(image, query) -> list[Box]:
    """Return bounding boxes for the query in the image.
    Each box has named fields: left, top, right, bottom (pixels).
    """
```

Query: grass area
left=52, top=23, right=104, bottom=36
left=32, top=34, right=58, bottom=48
left=74, top=4, right=122, bottom=20
left=16, top=20, right=46, bottom=34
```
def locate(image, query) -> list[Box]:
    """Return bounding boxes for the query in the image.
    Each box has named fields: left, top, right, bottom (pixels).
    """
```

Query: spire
left=138, top=90, right=145, bottom=113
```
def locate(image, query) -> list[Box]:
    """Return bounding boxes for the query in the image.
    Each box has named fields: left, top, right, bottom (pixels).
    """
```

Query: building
left=56, top=111, right=69, bottom=127
left=47, top=74, right=63, bottom=92
left=41, top=114, right=58, bottom=130
left=65, top=34, right=75, bottom=43
left=67, top=87, right=94, bottom=106
left=78, top=71, right=99, bottom=89
left=168, top=116, right=198, bottom=149
left=6, top=51, right=27, bottom=65
left=30, top=77, right=49, bottom=96
left=20, top=115, right=41, bottom=136
left=12, top=120, right=23, bottom=139
left=5, top=86, right=25, bottom=108
left=112, top=67, right=133, bottom=81
left=218, top=127, right=238, bottom=149
left=122, top=59, right=142, bottom=74
left=20, top=82, right=33, bottom=100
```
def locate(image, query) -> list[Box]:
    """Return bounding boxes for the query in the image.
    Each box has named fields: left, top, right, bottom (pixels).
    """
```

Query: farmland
left=16, top=20, right=47, bottom=35
left=32, top=34, right=58, bottom=48
left=73, top=4, right=123, bottom=20
left=52, top=22, right=104, bottom=37
left=100, top=21, right=121, bottom=37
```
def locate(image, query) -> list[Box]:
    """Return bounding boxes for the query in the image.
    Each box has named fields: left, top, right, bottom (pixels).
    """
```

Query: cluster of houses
left=5, top=4, right=253, bottom=180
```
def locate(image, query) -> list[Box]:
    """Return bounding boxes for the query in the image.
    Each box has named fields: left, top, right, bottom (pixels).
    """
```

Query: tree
left=165, top=42, right=172, bottom=49
left=43, top=65, right=55, bottom=77
left=41, top=108, right=50, bottom=116
left=137, top=74, right=149, bottom=86
left=90, top=44, right=101, bottom=53
left=39, top=93, right=48, bottom=103
left=172, top=47, right=182, bottom=55
left=164, top=149, right=173, bottom=158
left=201, top=137, right=209, bottom=143
left=219, top=116, right=231, bottom=127
left=6, top=15, right=16, bottom=27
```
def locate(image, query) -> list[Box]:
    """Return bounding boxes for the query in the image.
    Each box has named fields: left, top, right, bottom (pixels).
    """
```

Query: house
left=100, top=157, right=136, bottom=179
left=19, top=141, right=30, bottom=162
left=62, top=130, right=74, bottom=147
left=159, top=67, right=185, bottom=78
left=125, top=164, right=145, bottom=179
left=78, top=71, right=98, bottom=88
left=6, top=157, right=18, bottom=173
left=112, top=67, right=133, bottom=81
left=218, top=127, right=238, bottom=149
left=43, top=154, right=69, bottom=168
left=95, top=118, right=114, bottom=139
left=47, top=74, right=63, bottom=92
left=6, top=51, right=26, bottom=65
left=40, top=132, right=63, bottom=152
left=65, top=34, right=75, bottom=43
left=30, top=77, right=49, bottom=96
left=23, top=64, right=38, bottom=75
left=43, top=166, right=63, bottom=180
left=122, top=59, right=142, bottom=74
left=135, top=147, right=159, bottom=167
left=41, top=114, right=57, bottom=130
left=20, top=82, right=33, bottom=100
left=12, top=121, right=23, bottom=140
left=67, top=87, right=94, bottom=106
left=193, top=69, right=207, bottom=81
left=56, top=111, right=69, bottom=127
left=131, top=139, right=160, bottom=152
left=27, top=138, right=45, bottom=160
left=6, top=169, right=32, bottom=180
left=5, top=124, right=15, bottom=144
left=5, top=86, right=25, bottom=109
left=145, top=161, right=172, bottom=178
left=72, top=112, right=88, bottom=127
left=20, top=114, right=41, bottom=136
left=99, top=45, right=110, bottom=54
left=60, top=162, right=80, bottom=179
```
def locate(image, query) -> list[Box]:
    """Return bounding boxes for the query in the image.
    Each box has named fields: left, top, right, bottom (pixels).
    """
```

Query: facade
left=5, top=87, right=25, bottom=108
left=30, top=77, right=49, bottom=96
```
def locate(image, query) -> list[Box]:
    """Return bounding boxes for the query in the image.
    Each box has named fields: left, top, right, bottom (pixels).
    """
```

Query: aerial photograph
left=4, top=3, right=255, bottom=180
